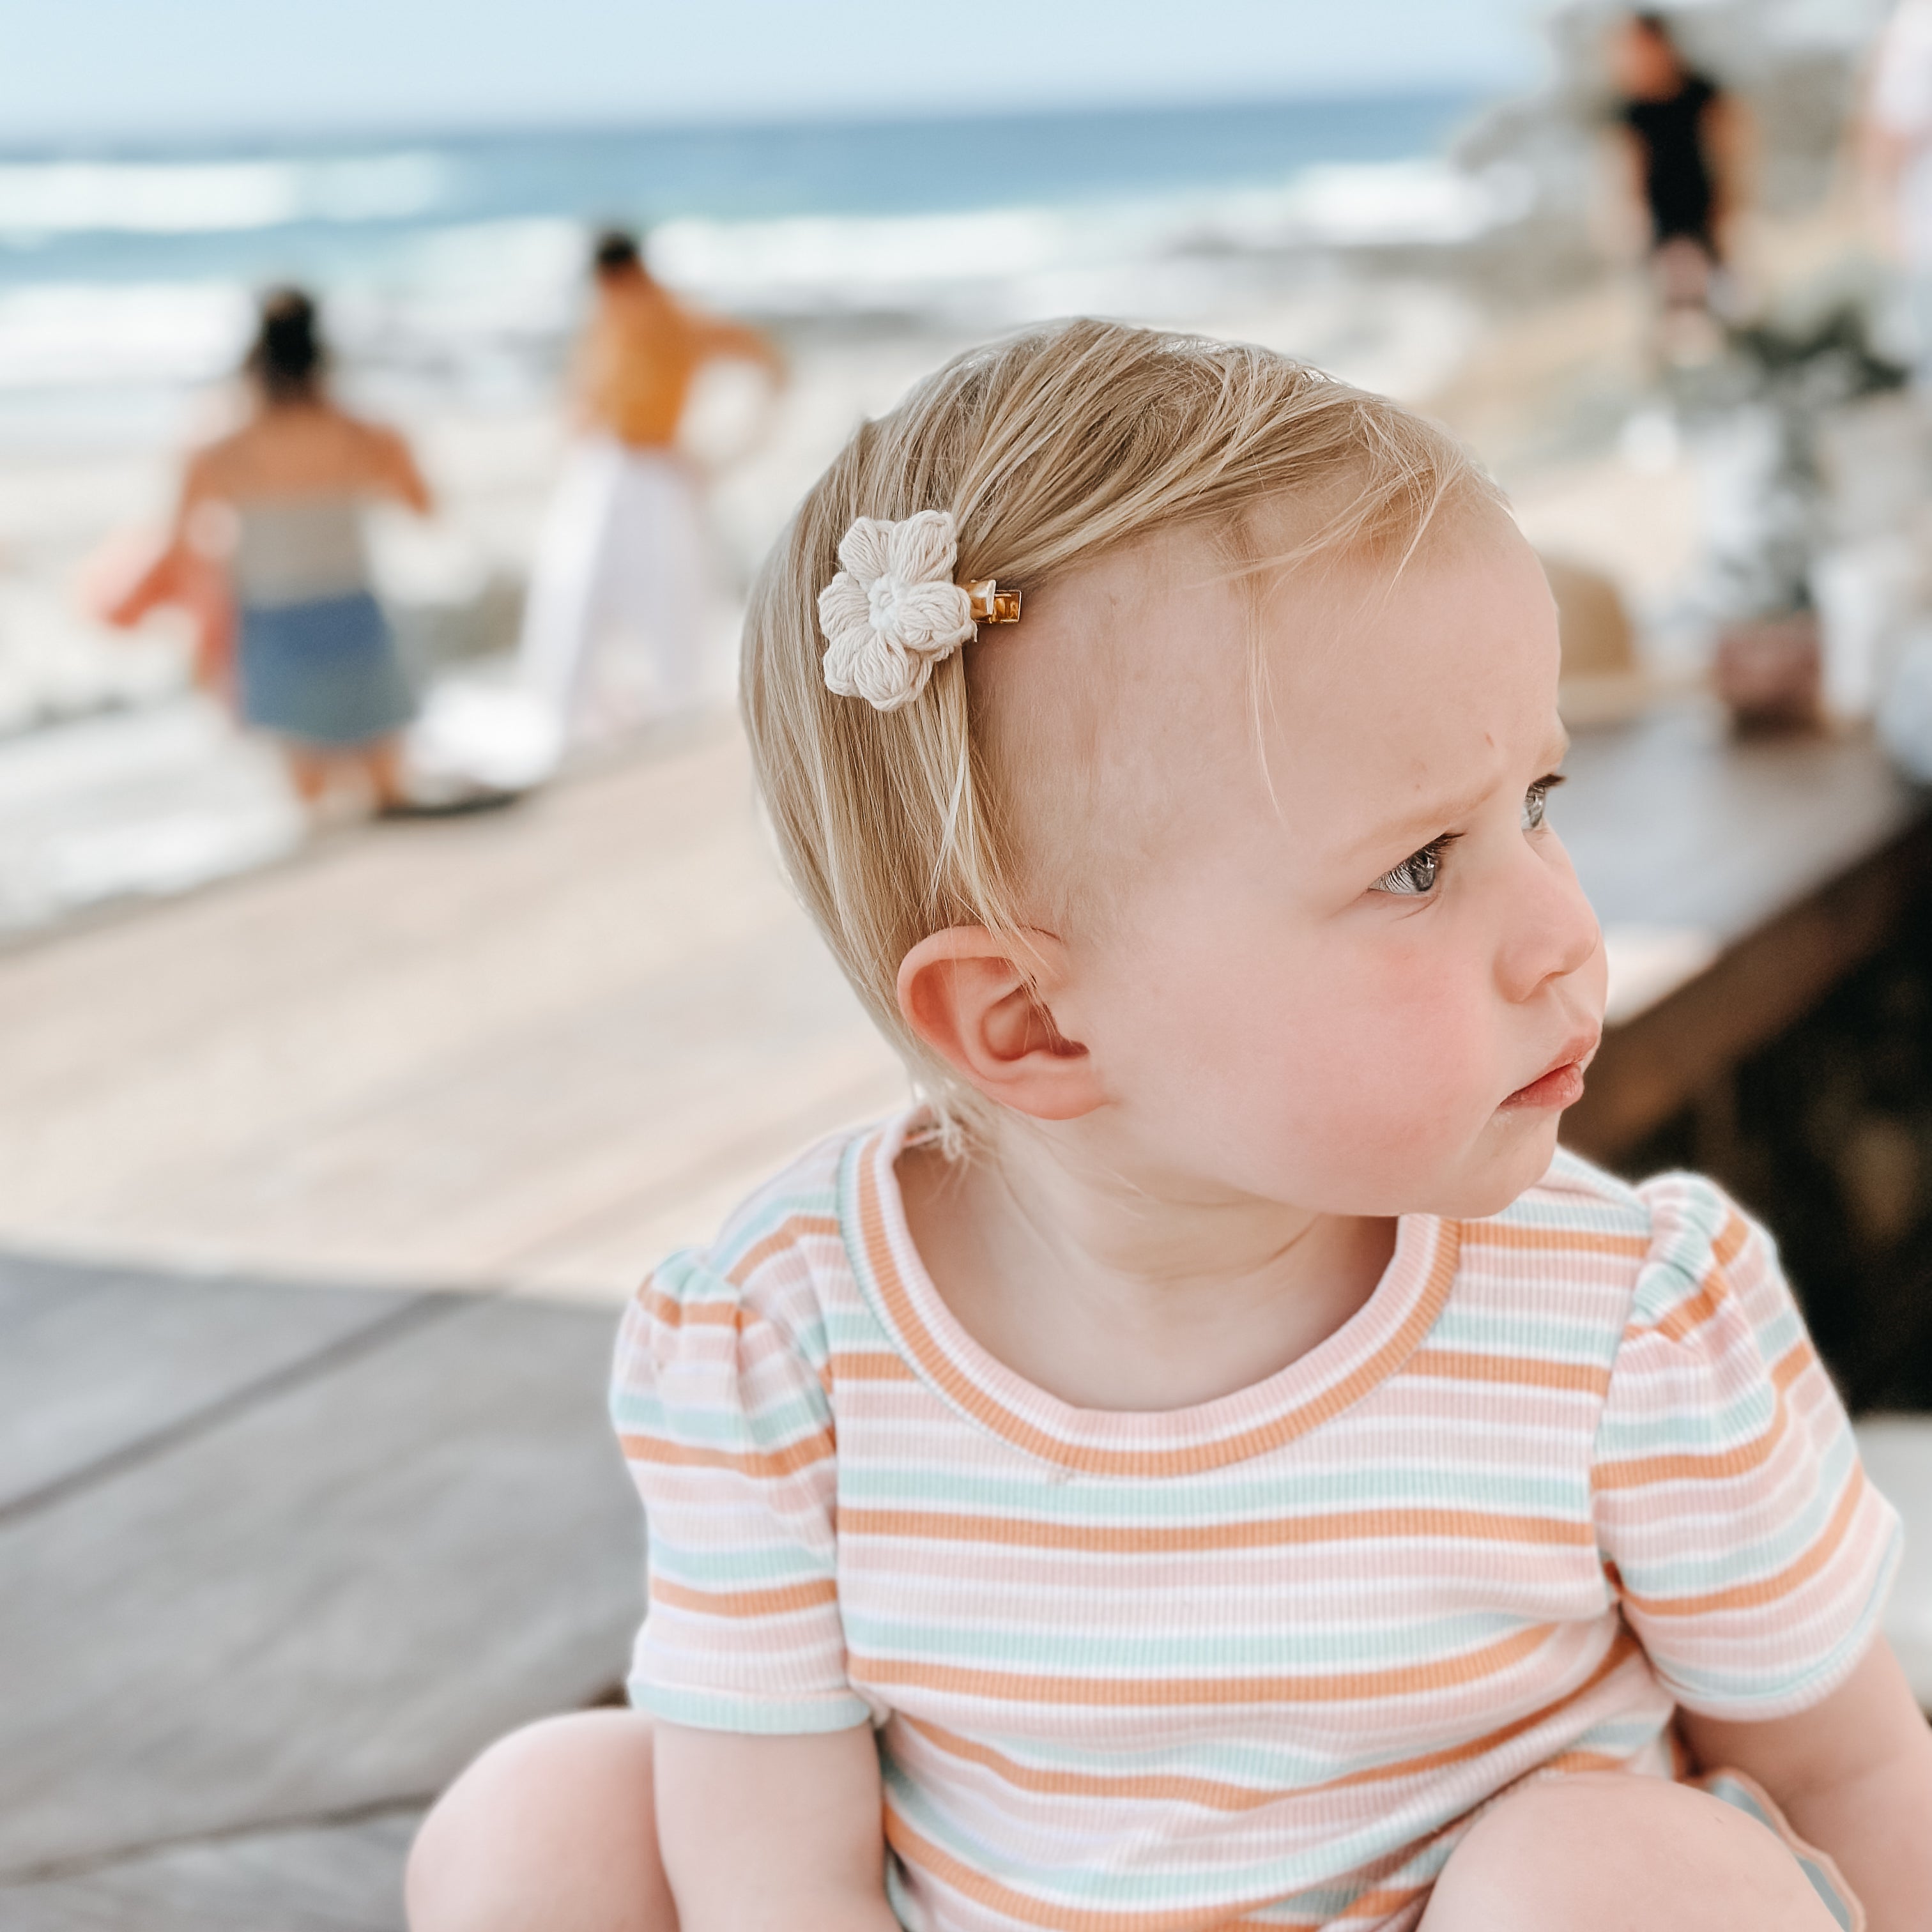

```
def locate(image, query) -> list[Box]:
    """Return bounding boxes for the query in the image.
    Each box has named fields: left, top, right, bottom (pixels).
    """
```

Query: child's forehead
left=972, top=503, right=1555, bottom=902
left=981, top=500, right=1540, bottom=749
left=970, top=527, right=1247, bottom=781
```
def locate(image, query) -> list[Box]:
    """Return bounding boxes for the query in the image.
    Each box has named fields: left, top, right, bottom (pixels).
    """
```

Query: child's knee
left=407, top=1710, right=666, bottom=1932
left=1422, top=1774, right=1841, bottom=1932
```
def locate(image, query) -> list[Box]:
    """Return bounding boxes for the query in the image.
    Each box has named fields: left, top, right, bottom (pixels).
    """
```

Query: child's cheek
left=1288, top=942, right=1494, bottom=1160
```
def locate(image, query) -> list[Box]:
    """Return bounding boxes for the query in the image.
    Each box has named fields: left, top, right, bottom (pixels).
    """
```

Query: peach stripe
left=1771, top=1337, right=1817, bottom=1390
left=1652, top=1271, right=1727, bottom=1344
left=1457, top=1224, right=1649, bottom=1257
left=1331, top=1882, right=1429, bottom=1923
left=634, top=1210, right=839, bottom=1322
left=1594, top=1402, right=1788, bottom=1492
left=900, top=1627, right=1639, bottom=1811
left=886, top=1809, right=1332, bottom=1932
left=619, top=1427, right=834, bottom=1480
left=1406, top=1348, right=1611, bottom=1395
left=856, top=1138, right=1461, bottom=1476
left=1537, top=1749, right=1629, bottom=1774
left=839, top=1505, right=1592, bottom=1554
left=831, top=1349, right=921, bottom=1383
left=1621, top=1469, right=1867, bottom=1618
left=853, top=1623, right=1554, bottom=1707
left=1592, top=1338, right=1811, bottom=1492
left=1639, top=1211, right=1753, bottom=1344
left=640, top=1287, right=750, bottom=1331
left=650, top=1575, right=839, bottom=1618
left=1712, top=1210, right=1751, bottom=1269
left=725, top=1214, right=842, bottom=1287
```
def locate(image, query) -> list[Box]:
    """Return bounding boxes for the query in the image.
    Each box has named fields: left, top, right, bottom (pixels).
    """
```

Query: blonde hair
left=741, top=318, right=1495, bottom=1135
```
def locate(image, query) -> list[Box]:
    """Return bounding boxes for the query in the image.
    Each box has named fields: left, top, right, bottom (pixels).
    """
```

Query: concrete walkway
left=0, top=1247, right=642, bottom=1930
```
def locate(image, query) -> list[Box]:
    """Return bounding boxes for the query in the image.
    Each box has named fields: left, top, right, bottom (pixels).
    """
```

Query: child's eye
left=1372, top=834, right=1457, bottom=896
left=1523, top=772, right=1565, bottom=832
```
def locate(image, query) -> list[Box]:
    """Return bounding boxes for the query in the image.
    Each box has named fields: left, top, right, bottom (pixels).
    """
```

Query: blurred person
left=166, top=288, right=430, bottom=812
left=1610, top=10, right=1751, bottom=356
left=517, top=229, right=783, bottom=746
left=1864, top=0, right=1932, bottom=387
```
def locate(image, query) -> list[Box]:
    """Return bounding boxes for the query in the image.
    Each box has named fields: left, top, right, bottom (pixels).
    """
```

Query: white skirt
left=517, top=438, right=721, bottom=744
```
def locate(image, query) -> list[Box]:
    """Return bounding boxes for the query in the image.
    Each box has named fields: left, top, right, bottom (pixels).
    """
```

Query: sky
left=0, top=0, right=1560, bottom=144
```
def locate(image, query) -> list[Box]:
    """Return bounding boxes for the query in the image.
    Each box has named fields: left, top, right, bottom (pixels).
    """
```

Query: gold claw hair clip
left=966, top=580, right=1022, bottom=625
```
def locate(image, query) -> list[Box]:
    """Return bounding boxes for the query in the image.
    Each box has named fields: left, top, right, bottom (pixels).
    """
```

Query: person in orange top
left=518, top=229, right=784, bottom=744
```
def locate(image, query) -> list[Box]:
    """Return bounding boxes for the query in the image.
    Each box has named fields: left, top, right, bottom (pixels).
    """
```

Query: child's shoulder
left=637, top=1119, right=871, bottom=1347
left=1492, top=1147, right=1780, bottom=1329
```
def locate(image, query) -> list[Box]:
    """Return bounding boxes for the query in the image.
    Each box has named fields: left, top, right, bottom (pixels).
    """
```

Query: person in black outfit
left=1611, top=12, right=1748, bottom=346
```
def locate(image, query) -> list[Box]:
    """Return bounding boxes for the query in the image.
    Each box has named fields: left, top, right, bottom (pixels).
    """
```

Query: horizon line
left=0, top=80, right=1512, bottom=162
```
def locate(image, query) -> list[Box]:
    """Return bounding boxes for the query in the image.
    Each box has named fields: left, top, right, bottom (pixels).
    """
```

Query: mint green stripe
left=631, top=1679, right=870, bottom=1734
left=643, top=1540, right=832, bottom=1587
left=1595, top=1380, right=1780, bottom=1456
left=1614, top=1434, right=1859, bottom=1597
left=824, top=1306, right=896, bottom=1347
left=850, top=1609, right=1527, bottom=1671
left=711, top=1186, right=839, bottom=1262
left=610, top=1387, right=827, bottom=1447
left=1655, top=1529, right=1899, bottom=1710
left=1425, top=1307, right=1620, bottom=1361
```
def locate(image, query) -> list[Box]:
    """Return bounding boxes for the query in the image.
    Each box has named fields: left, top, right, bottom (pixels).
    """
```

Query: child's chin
left=1451, top=1120, right=1563, bottom=1219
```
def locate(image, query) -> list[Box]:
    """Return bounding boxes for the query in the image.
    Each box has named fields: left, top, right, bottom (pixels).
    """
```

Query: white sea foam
left=0, top=157, right=1525, bottom=413
left=649, top=160, right=1529, bottom=318
left=0, top=153, right=449, bottom=237
left=0, top=282, right=254, bottom=391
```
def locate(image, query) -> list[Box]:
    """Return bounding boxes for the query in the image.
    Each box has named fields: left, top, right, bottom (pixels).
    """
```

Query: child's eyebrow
left=1356, top=783, right=1497, bottom=856
left=1353, top=735, right=1571, bottom=857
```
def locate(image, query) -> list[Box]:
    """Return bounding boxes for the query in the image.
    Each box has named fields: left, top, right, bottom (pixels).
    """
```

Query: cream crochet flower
left=816, top=509, right=977, bottom=712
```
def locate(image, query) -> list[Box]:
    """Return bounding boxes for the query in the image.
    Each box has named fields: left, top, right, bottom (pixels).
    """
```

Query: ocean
left=0, top=93, right=1497, bottom=425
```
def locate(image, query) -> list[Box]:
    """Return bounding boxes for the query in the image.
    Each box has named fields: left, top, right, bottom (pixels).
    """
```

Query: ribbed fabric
left=612, top=1110, right=1899, bottom=1932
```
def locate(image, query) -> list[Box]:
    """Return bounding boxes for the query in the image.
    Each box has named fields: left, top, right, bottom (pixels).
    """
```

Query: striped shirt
left=612, top=1110, right=1899, bottom=1932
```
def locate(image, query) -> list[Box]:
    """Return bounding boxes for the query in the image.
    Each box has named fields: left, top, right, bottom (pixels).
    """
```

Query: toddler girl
left=410, top=321, right=1932, bottom=1931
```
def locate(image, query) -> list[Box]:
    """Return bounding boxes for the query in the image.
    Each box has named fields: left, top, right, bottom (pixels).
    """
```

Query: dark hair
left=1632, top=10, right=1676, bottom=46
left=247, top=287, right=325, bottom=403
left=592, top=227, right=643, bottom=276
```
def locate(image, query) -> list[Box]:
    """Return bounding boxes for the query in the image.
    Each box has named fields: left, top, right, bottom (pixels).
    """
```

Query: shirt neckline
left=839, top=1108, right=1461, bottom=1476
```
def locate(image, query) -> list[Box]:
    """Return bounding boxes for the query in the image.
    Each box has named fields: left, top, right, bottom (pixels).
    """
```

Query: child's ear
left=896, top=928, right=1103, bottom=1122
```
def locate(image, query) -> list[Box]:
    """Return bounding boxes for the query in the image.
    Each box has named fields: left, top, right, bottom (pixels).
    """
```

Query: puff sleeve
left=1592, top=1176, right=1901, bottom=1719
left=610, top=1248, right=871, bottom=1734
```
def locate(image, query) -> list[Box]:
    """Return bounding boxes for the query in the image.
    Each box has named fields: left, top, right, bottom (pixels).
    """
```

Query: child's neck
left=897, top=1124, right=1397, bottom=1413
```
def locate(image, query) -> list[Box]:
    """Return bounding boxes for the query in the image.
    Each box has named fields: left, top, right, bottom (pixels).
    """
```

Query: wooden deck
left=0, top=702, right=1921, bottom=1298
left=0, top=717, right=906, bottom=1301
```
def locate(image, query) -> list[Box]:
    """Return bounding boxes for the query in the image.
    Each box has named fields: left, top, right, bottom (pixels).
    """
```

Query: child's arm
left=1678, top=1636, right=1932, bottom=1931
left=654, top=1721, right=901, bottom=1932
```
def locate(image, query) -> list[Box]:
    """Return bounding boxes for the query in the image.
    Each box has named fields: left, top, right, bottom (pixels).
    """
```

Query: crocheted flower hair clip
left=815, top=509, right=1021, bottom=712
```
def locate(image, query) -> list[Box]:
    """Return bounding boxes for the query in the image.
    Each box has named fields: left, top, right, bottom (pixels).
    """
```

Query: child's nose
left=1495, top=838, right=1601, bottom=1004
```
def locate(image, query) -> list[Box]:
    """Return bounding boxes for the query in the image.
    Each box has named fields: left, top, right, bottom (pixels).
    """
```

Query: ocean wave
left=0, top=152, right=449, bottom=238
left=0, top=282, right=254, bottom=390
left=0, top=160, right=1526, bottom=400
left=651, top=160, right=1530, bottom=314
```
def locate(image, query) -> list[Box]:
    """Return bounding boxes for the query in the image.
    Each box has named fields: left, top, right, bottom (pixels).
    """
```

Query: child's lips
left=1499, top=1034, right=1600, bottom=1112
